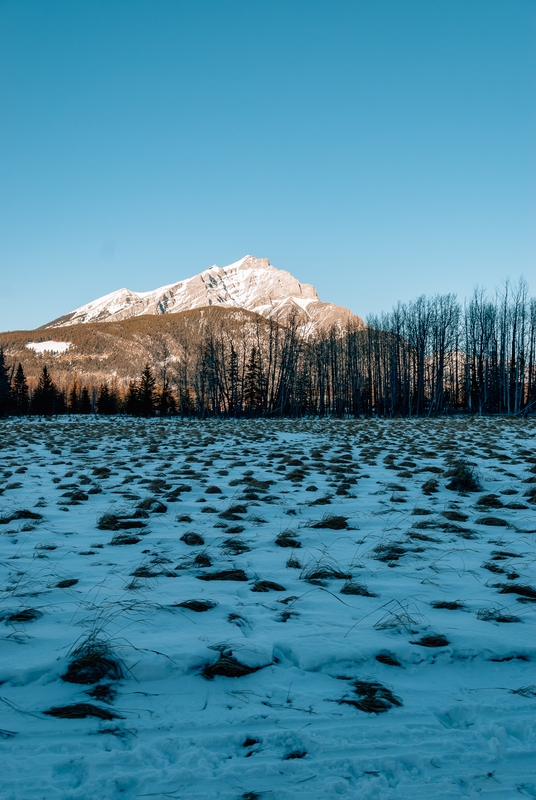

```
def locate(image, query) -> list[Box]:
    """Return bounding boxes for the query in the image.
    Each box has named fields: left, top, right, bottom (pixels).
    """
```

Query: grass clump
left=373, top=543, right=406, bottom=563
left=442, top=510, right=469, bottom=522
left=175, top=599, right=218, bottom=612
left=275, top=531, right=301, bottom=548
left=197, top=569, right=249, bottom=582
left=338, top=680, right=402, bottom=714
left=0, top=509, right=43, bottom=525
left=193, top=552, right=212, bottom=567
left=3, top=608, right=43, bottom=623
left=251, top=580, right=286, bottom=592
left=498, top=584, right=536, bottom=601
left=411, top=633, right=450, bottom=647
left=476, top=516, right=509, bottom=527
left=181, top=532, right=205, bottom=546
left=222, top=537, right=250, bottom=555
left=202, top=653, right=266, bottom=679
left=62, top=638, right=123, bottom=685
left=301, top=558, right=351, bottom=584
left=110, top=534, right=141, bottom=545
left=476, top=494, right=503, bottom=508
left=44, top=703, right=122, bottom=720
left=311, top=514, right=348, bottom=530
left=431, top=600, right=465, bottom=610
left=375, top=652, right=402, bottom=667
left=422, top=479, right=439, bottom=495
left=477, top=607, right=521, bottom=623
left=445, top=461, right=481, bottom=493
left=340, top=580, right=377, bottom=597
left=219, top=504, right=247, bottom=521
left=97, top=513, right=146, bottom=531
left=283, top=750, right=307, bottom=760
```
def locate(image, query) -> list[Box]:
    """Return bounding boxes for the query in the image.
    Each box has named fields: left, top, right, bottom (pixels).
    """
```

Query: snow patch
left=26, top=341, right=71, bottom=354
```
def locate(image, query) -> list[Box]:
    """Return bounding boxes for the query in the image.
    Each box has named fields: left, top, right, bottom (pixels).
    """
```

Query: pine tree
left=244, top=347, right=262, bottom=414
left=96, top=384, right=109, bottom=414
left=229, top=345, right=239, bottom=416
left=96, top=383, right=118, bottom=414
left=124, top=381, right=141, bottom=416
left=55, top=390, right=68, bottom=415
left=0, top=348, right=11, bottom=416
left=139, top=364, right=156, bottom=416
left=156, top=384, right=175, bottom=415
left=68, top=382, right=79, bottom=414
left=31, top=366, right=57, bottom=416
left=11, top=363, right=29, bottom=415
left=79, top=387, right=92, bottom=414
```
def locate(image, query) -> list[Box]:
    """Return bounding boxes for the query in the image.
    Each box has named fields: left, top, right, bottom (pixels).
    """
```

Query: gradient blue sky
left=1, top=0, right=534, bottom=331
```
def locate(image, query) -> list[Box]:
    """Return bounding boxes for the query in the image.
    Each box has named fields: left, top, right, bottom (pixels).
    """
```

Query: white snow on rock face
left=46, top=255, right=362, bottom=330
left=1, top=416, right=535, bottom=799
left=26, top=341, right=71, bottom=354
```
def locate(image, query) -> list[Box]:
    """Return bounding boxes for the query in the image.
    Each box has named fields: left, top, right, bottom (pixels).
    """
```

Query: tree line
left=1, top=281, right=535, bottom=418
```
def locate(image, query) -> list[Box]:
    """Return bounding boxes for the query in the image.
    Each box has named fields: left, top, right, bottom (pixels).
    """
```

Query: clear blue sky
left=0, top=0, right=534, bottom=331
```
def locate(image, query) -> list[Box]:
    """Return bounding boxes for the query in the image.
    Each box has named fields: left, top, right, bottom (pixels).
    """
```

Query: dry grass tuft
left=477, top=608, right=521, bottom=623
left=197, top=569, right=249, bottom=582
left=44, top=703, right=122, bottom=720
left=445, top=461, right=481, bottom=493
left=175, top=599, right=218, bottom=612
left=431, top=600, right=465, bottom=610
left=62, top=639, right=123, bottom=685
left=110, top=534, right=141, bottom=545
left=275, top=531, right=301, bottom=548
left=251, top=580, right=286, bottom=592
left=181, top=532, right=205, bottom=546
left=339, top=680, right=402, bottom=714
left=375, top=653, right=402, bottom=667
left=4, top=608, right=43, bottom=623
left=497, top=584, right=536, bottom=601
left=202, top=654, right=266, bottom=679
left=311, top=514, right=348, bottom=530
left=476, top=516, right=509, bottom=527
left=340, top=580, right=377, bottom=597
left=411, top=634, right=450, bottom=647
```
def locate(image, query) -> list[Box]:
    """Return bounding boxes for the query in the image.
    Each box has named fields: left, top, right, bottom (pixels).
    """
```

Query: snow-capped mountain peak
left=45, top=255, right=362, bottom=330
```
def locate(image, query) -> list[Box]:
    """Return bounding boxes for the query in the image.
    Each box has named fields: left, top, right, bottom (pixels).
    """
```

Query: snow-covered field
left=1, top=416, right=535, bottom=800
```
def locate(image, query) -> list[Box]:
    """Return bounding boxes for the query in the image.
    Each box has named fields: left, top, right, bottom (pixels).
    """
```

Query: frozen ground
left=0, top=416, right=535, bottom=800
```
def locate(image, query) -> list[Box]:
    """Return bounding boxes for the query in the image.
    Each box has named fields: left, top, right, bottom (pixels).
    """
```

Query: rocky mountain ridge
left=44, top=255, right=362, bottom=331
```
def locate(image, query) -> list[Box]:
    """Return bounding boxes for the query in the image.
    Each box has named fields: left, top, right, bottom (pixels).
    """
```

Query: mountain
left=44, top=255, right=363, bottom=330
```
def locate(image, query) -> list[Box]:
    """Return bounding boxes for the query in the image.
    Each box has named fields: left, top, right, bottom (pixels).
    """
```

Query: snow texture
left=0, top=416, right=535, bottom=799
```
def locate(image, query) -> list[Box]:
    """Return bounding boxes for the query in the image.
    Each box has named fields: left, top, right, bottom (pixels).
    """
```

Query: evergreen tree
left=68, top=382, right=79, bottom=414
left=244, top=347, right=262, bottom=414
left=139, top=364, right=156, bottom=416
left=124, top=381, right=141, bottom=416
left=156, top=384, right=176, bottom=415
left=229, top=345, right=239, bottom=416
left=11, top=363, right=29, bottom=415
left=96, top=383, right=118, bottom=414
left=55, top=390, right=68, bottom=415
left=31, top=366, right=57, bottom=416
left=79, top=387, right=92, bottom=414
left=0, top=348, right=11, bottom=416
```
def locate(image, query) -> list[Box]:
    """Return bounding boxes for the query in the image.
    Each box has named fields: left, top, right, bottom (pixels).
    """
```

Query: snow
left=1, top=416, right=535, bottom=799
left=26, top=341, right=71, bottom=354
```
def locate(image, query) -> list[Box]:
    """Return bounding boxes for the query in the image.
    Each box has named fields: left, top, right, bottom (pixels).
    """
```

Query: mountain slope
left=44, top=255, right=362, bottom=330
left=1, top=307, right=269, bottom=387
